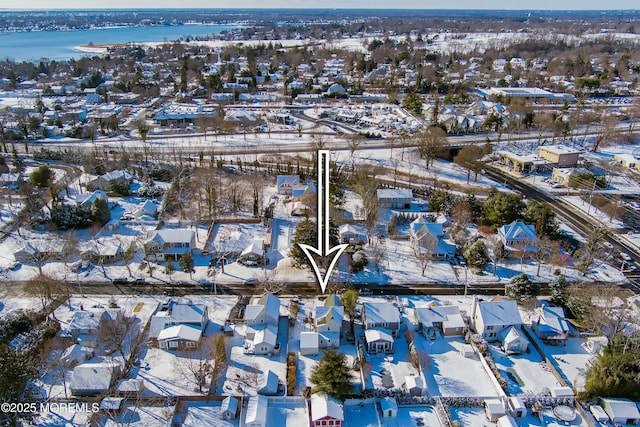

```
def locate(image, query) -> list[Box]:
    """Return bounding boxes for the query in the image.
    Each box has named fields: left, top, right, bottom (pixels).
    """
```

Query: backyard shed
left=601, top=398, right=640, bottom=426
left=404, top=375, right=425, bottom=396
left=485, top=398, right=507, bottom=422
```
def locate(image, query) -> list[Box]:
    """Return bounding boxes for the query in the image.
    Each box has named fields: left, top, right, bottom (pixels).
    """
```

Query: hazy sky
left=5, top=1, right=640, bottom=10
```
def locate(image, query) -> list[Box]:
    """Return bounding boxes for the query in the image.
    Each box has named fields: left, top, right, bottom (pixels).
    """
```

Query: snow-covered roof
left=116, top=378, right=144, bottom=394
left=534, top=305, right=569, bottom=335
left=415, top=305, right=464, bottom=329
left=311, top=393, right=344, bottom=422
left=376, top=188, right=412, bottom=200
left=170, top=302, right=206, bottom=324
left=300, top=332, right=319, bottom=350
left=253, top=324, right=278, bottom=347
left=324, top=294, right=342, bottom=307
left=241, top=240, right=264, bottom=257
left=157, top=324, right=202, bottom=342
left=135, top=200, right=157, bottom=217
left=245, top=395, right=268, bottom=425
left=99, top=397, right=124, bottom=411
left=70, top=363, right=119, bottom=394
left=602, top=398, right=640, bottom=420
left=276, top=175, right=300, bottom=188
left=101, top=170, right=133, bottom=182
left=365, top=328, right=394, bottom=343
left=258, top=370, right=279, bottom=396
left=499, top=326, right=525, bottom=345
left=221, top=396, right=239, bottom=414
left=499, top=221, right=537, bottom=241
left=485, top=398, right=506, bottom=416
left=364, top=302, right=400, bottom=325
left=404, top=375, right=424, bottom=391
left=69, top=310, right=101, bottom=332
left=245, top=293, right=280, bottom=323
left=410, top=216, right=444, bottom=239
left=60, top=344, right=93, bottom=365
left=151, top=229, right=194, bottom=245
left=476, top=299, right=522, bottom=327
left=380, top=397, right=398, bottom=413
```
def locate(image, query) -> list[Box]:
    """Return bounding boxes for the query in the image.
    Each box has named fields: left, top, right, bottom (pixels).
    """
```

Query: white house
left=507, top=397, right=527, bottom=418
left=498, top=221, right=538, bottom=253
left=87, top=170, right=133, bottom=191
left=238, top=240, right=265, bottom=266
left=471, top=297, right=523, bottom=342
left=145, top=229, right=195, bottom=260
left=365, top=328, right=395, bottom=354
left=363, top=302, right=401, bottom=337
left=377, top=188, right=412, bottom=209
left=133, top=200, right=158, bottom=218
left=614, top=153, right=640, bottom=170
left=485, top=399, right=507, bottom=422
left=245, top=293, right=280, bottom=329
left=497, top=415, right=519, bottom=427
left=601, top=398, right=640, bottom=426
left=499, top=326, right=528, bottom=355
left=245, top=395, right=269, bottom=427
left=338, top=224, right=367, bottom=245
left=157, top=324, right=203, bottom=350
left=76, top=189, right=108, bottom=210
left=249, top=323, right=278, bottom=356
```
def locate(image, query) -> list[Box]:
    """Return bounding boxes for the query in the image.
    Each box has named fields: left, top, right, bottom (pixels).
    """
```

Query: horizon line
left=1, top=7, right=639, bottom=11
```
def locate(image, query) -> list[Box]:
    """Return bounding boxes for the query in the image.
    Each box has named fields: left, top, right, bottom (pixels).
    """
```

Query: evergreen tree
left=179, top=252, right=195, bottom=279
left=464, top=240, right=490, bottom=273
left=585, top=337, right=640, bottom=400
left=29, top=165, right=53, bottom=188
left=549, top=275, right=568, bottom=306
left=290, top=218, right=338, bottom=268
left=340, top=289, right=359, bottom=335
left=482, top=190, right=526, bottom=226
left=310, top=349, right=352, bottom=400
left=0, top=344, right=39, bottom=424
left=506, top=273, right=540, bottom=301
left=91, top=198, right=110, bottom=225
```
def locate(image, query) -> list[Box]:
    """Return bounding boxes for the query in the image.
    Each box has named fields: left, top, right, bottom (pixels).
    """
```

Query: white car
left=620, top=252, right=633, bottom=262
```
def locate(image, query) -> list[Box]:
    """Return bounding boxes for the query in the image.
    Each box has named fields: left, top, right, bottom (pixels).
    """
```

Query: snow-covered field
left=178, top=400, right=239, bottom=427
left=449, top=405, right=590, bottom=427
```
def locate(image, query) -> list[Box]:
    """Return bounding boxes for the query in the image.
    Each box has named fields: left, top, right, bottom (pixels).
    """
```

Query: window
left=186, top=341, right=196, bottom=348
left=169, top=341, right=178, bottom=348
left=487, top=325, right=494, bottom=330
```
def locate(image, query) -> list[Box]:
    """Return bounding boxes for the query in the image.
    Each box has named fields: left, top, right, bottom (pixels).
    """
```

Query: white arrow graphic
left=298, top=150, right=348, bottom=294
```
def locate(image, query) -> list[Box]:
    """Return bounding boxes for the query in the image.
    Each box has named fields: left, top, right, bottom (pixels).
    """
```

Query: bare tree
left=417, top=126, right=448, bottom=169
left=178, top=334, right=215, bottom=393
left=532, top=237, right=553, bottom=277
left=412, top=232, right=437, bottom=277
left=24, top=274, right=66, bottom=317
left=353, top=166, right=381, bottom=245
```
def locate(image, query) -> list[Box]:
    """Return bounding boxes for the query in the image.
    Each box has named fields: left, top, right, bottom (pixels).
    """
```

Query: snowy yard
left=395, top=406, right=442, bottom=427
left=419, top=335, right=501, bottom=398
left=489, top=344, right=561, bottom=396
left=266, top=398, right=309, bottom=427
left=526, top=331, right=596, bottom=392
left=178, top=400, right=239, bottom=427
left=343, top=400, right=381, bottom=427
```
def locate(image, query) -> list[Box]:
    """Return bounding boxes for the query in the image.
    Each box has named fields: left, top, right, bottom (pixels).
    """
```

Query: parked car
left=620, top=252, right=633, bottom=262
left=112, top=278, right=128, bottom=285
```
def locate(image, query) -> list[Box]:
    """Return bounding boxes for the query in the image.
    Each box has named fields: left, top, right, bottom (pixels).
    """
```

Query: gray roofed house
left=363, top=302, right=401, bottom=337
left=365, top=328, right=394, bottom=354
left=315, top=305, right=344, bottom=335
left=409, top=216, right=456, bottom=260
left=87, top=170, right=133, bottom=191
left=532, top=305, right=569, bottom=345
left=70, top=362, right=121, bottom=397
left=376, top=188, right=412, bottom=209
left=415, top=305, right=465, bottom=338
left=498, top=326, right=528, bottom=355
